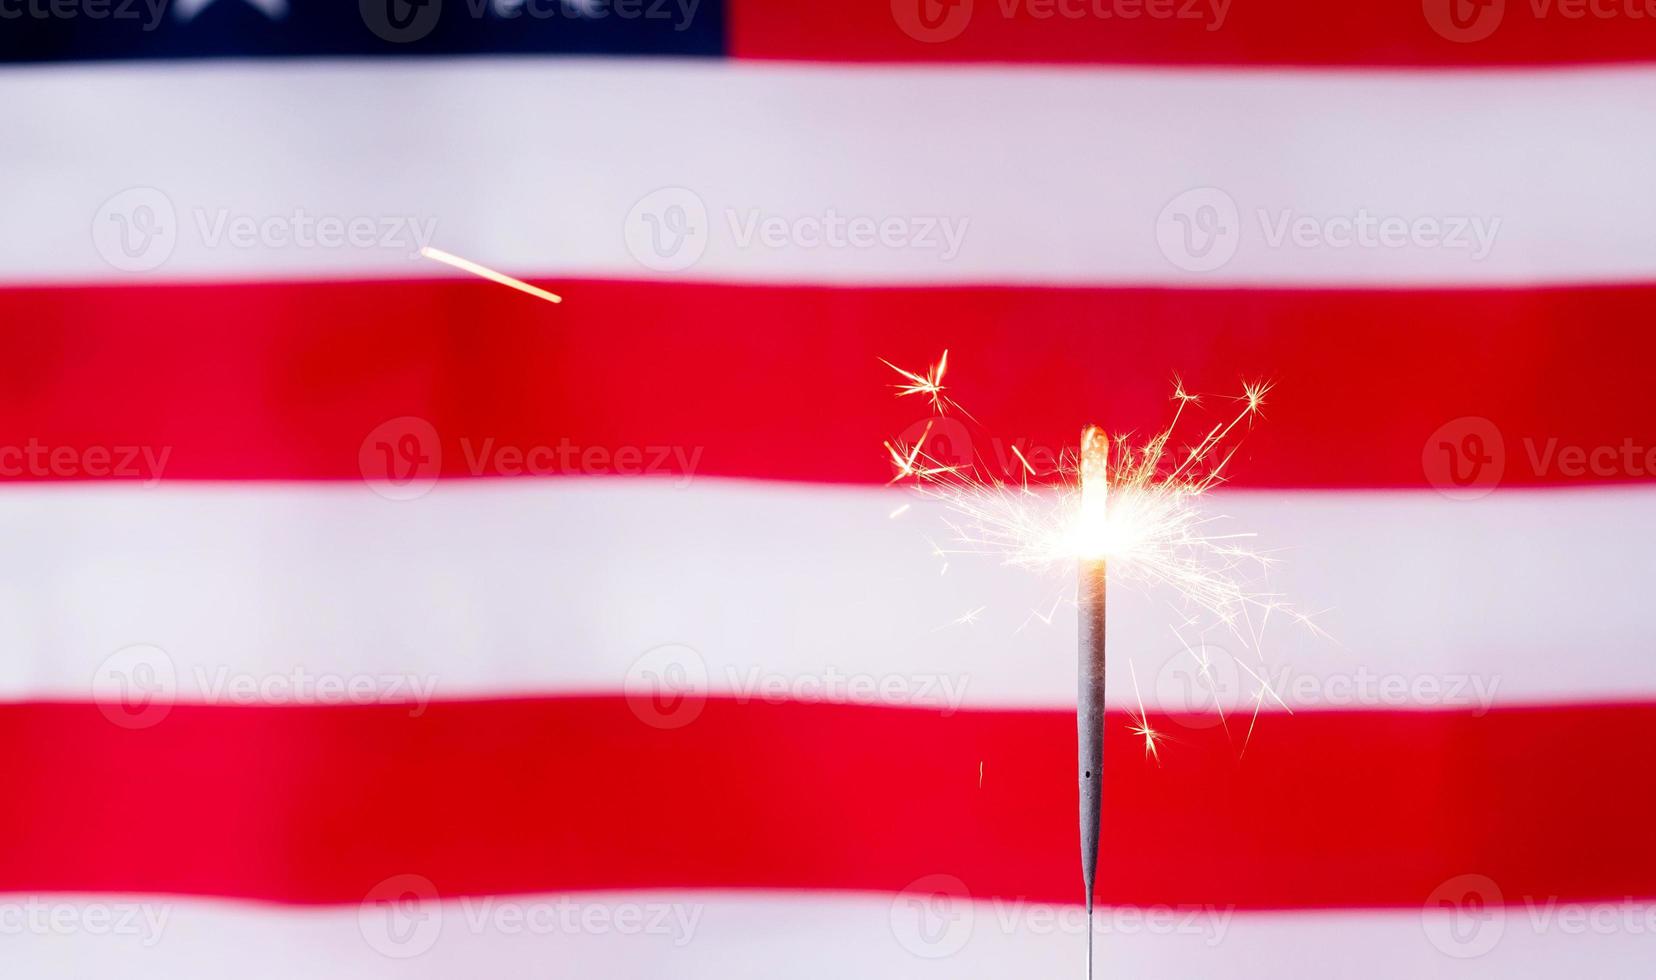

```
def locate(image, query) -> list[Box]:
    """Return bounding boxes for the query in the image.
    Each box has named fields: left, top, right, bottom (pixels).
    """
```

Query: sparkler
left=883, top=354, right=1311, bottom=979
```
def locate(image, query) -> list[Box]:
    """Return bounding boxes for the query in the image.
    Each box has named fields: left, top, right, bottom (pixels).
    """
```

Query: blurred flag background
left=2, top=0, right=1655, bottom=976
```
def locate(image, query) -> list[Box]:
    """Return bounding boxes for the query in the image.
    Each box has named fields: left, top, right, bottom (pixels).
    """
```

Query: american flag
left=3, top=1, right=1655, bottom=977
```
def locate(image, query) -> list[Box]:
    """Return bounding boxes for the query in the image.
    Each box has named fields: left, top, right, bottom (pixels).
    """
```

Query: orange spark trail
left=419, top=247, right=563, bottom=305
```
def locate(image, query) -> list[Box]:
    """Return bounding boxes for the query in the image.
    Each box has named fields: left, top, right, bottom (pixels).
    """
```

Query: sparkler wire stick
left=1077, top=425, right=1109, bottom=980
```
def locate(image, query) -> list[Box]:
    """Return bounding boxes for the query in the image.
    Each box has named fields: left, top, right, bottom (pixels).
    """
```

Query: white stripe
left=2, top=890, right=1648, bottom=978
left=0, top=479, right=1647, bottom=711
left=4, top=60, right=1656, bottom=286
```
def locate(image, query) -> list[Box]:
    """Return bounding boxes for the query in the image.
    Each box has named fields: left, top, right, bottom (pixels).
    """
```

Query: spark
left=889, top=503, right=911, bottom=520
left=1009, top=444, right=1038, bottom=488
left=1127, top=662, right=1165, bottom=765
left=978, top=760, right=984, bottom=788
left=936, top=605, right=986, bottom=630
left=1016, top=591, right=1067, bottom=633
left=884, top=420, right=963, bottom=484
left=1235, top=659, right=1293, bottom=757
left=1240, top=379, right=1273, bottom=417
left=419, top=247, right=563, bottom=305
left=1171, top=625, right=1230, bottom=741
left=881, top=350, right=973, bottom=419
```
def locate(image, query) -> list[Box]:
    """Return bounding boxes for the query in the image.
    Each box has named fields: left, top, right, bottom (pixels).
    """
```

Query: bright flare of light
left=882, top=354, right=1315, bottom=749
left=419, top=247, right=563, bottom=305
left=1077, top=424, right=1110, bottom=560
left=885, top=367, right=1280, bottom=629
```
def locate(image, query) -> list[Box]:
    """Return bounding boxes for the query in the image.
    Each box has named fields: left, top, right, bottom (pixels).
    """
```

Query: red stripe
left=731, top=0, right=1656, bottom=67
left=3, top=278, right=1655, bottom=488
left=0, top=699, right=1650, bottom=907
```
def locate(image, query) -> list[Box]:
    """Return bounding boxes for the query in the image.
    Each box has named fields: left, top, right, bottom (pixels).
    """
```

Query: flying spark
left=1127, top=662, right=1165, bottom=765
left=880, top=349, right=973, bottom=419
left=419, top=247, right=563, bottom=305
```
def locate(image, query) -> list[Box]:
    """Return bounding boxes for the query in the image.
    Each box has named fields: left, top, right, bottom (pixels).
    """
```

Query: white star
left=173, top=0, right=288, bottom=22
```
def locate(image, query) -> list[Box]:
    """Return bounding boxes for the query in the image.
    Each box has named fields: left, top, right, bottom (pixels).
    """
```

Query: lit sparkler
left=882, top=352, right=1312, bottom=979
